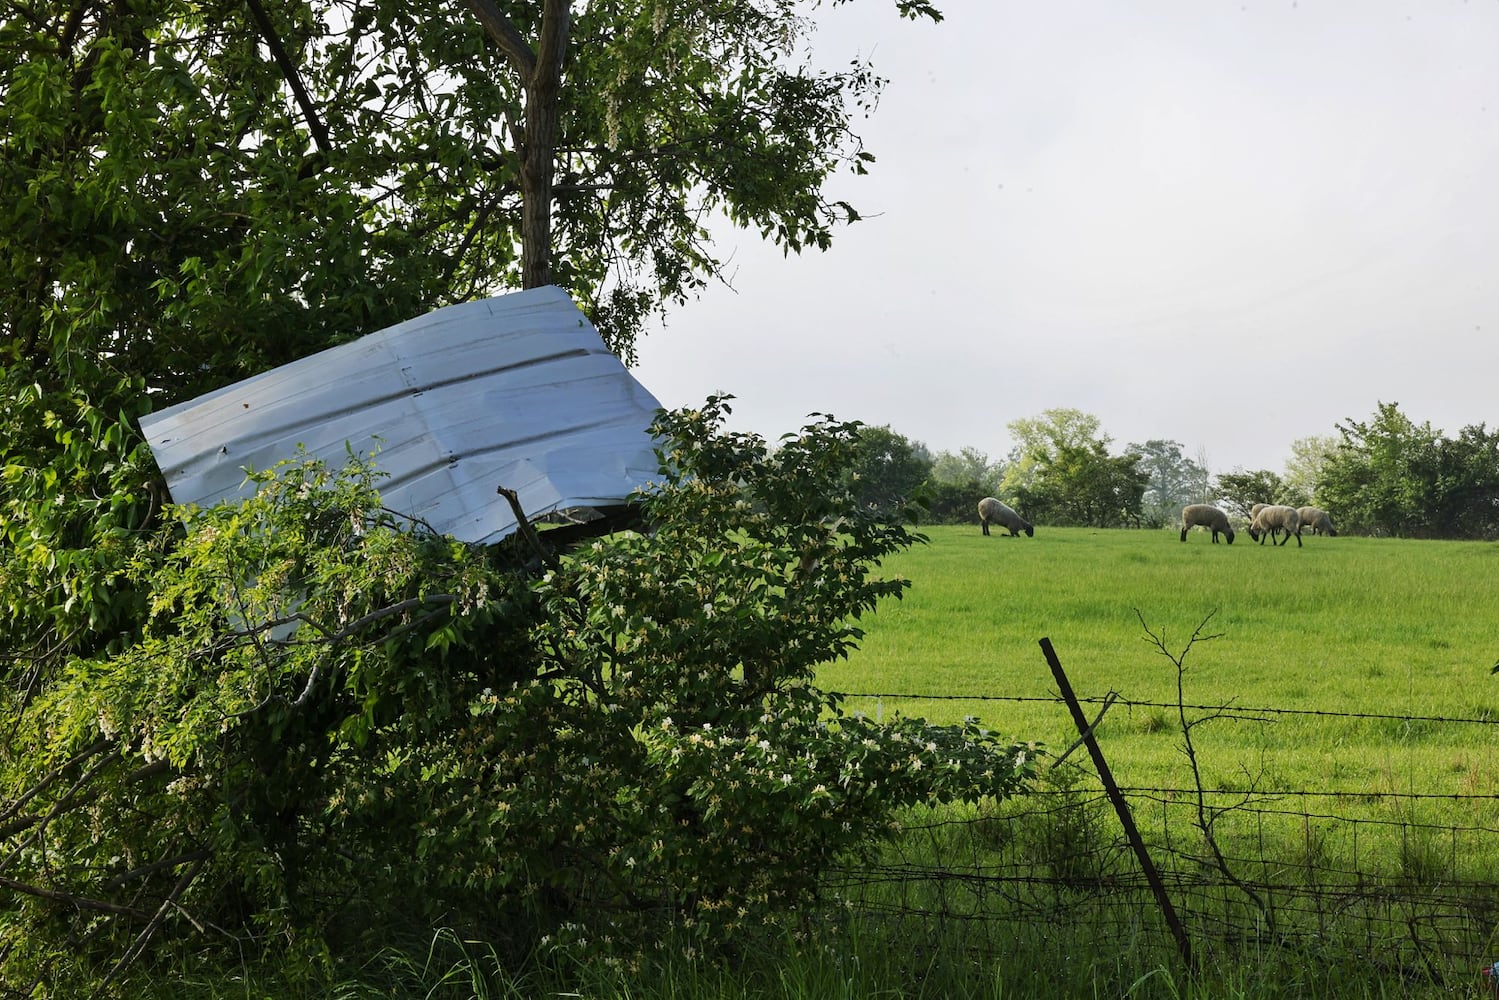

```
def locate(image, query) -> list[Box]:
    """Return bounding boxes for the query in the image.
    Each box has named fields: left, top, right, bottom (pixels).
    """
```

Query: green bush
left=0, top=397, right=1036, bottom=986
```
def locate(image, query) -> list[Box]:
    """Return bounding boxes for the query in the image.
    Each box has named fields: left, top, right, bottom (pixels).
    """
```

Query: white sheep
left=978, top=497, right=1034, bottom=537
left=1248, top=505, right=1302, bottom=547
left=1179, top=504, right=1235, bottom=544
left=1296, top=506, right=1337, bottom=536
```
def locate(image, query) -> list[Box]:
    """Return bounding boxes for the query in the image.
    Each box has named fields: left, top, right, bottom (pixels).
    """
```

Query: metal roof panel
left=141, top=286, right=664, bottom=544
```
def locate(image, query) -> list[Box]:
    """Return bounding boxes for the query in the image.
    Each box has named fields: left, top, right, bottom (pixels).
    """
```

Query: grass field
left=118, top=524, right=1499, bottom=998
left=821, top=524, right=1499, bottom=801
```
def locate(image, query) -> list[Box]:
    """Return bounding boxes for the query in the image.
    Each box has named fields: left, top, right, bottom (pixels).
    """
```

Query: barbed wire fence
left=823, top=645, right=1499, bottom=988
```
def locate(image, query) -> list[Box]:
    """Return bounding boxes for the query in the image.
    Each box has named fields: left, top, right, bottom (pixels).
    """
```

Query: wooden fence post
left=1039, top=636, right=1196, bottom=973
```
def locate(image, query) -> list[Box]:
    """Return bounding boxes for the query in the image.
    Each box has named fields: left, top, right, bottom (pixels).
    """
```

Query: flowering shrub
left=0, top=397, right=1035, bottom=981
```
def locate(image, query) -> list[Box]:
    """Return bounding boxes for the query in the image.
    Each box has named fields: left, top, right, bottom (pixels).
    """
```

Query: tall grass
left=118, top=920, right=1469, bottom=999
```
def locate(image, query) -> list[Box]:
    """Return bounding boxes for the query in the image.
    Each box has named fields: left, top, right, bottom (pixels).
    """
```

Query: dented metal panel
left=141, top=286, right=664, bottom=544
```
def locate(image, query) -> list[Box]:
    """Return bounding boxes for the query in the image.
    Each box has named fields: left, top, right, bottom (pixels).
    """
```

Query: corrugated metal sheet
left=141, top=286, right=664, bottom=544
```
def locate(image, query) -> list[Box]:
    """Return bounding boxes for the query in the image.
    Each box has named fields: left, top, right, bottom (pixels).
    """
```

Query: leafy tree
left=847, top=424, right=934, bottom=514
left=464, top=0, right=941, bottom=324
left=1317, top=402, right=1442, bottom=537
left=918, top=447, right=1003, bottom=525
left=1000, top=408, right=1105, bottom=497
left=2, top=0, right=939, bottom=375
left=1126, top=439, right=1208, bottom=528
left=1016, top=441, right=1147, bottom=529
left=1213, top=469, right=1295, bottom=521
left=1319, top=402, right=1499, bottom=539
left=1283, top=434, right=1339, bottom=504
left=0, top=399, right=1036, bottom=981
left=0, top=0, right=956, bottom=901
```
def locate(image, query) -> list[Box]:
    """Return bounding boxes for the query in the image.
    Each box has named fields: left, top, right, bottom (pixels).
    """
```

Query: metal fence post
left=1039, top=636, right=1196, bottom=973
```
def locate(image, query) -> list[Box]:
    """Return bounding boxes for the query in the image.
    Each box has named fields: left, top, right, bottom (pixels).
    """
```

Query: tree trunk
left=462, top=0, right=570, bottom=290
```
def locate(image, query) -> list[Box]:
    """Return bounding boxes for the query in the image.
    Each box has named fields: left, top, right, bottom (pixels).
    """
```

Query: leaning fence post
left=1039, top=636, right=1196, bottom=973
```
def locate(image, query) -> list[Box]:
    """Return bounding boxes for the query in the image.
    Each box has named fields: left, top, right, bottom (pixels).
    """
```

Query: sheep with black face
left=1180, top=504, right=1235, bottom=544
left=978, top=497, right=1034, bottom=537
left=1297, top=506, right=1337, bottom=536
left=1249, top=505, right=1302, bottom=547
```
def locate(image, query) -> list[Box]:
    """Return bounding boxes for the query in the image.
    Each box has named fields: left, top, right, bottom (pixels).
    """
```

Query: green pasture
left=823, top=523, right=1499, bottom=823
left=820, top=524, right=1499, bottom=987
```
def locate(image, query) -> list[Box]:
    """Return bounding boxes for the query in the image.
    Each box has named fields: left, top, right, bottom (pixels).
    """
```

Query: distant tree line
left=849, top=402, right=1499, bottom=541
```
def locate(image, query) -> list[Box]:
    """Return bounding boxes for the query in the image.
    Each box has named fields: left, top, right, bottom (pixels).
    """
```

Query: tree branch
left=243, top=0, right=332, bottom=156
left=103, top=854, right=208, bottom=984
left=496, top=486, right=560, bottom=572
left=0, top=873, right=151, bottom=920
left=461, top=0, right=535, bottom=77
left=0, top=739, right=112, bottom=836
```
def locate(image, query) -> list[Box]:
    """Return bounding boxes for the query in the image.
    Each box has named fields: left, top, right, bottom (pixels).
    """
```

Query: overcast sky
left=630, top=2, right=1499, bottom=476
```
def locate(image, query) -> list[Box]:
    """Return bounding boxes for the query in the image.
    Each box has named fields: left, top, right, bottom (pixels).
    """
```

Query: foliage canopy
left=0, top=398, right=1035, bottom=986
left=0, top=0, right=960, bottom=877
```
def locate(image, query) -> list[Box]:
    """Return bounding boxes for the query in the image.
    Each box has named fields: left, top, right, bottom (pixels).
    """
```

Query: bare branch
left=1135, top=608, right=1272, bottom=930
left=496, top=486, right=560, bottom=572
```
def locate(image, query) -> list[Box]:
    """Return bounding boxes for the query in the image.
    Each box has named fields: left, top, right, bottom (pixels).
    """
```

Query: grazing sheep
left=1248, top=505, right=1302, bottom=547
left=1179, top=504, right=1235, bottom=544
left=1246, top=503, right=1271, bottom=538
left=1297, top=506, right=1337, bottom=536
left=978, top=497, right=1034, bottom=537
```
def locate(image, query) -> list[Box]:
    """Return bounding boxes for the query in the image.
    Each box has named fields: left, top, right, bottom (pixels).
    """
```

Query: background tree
left=1319, top=402, right=1499, bottom=539
left=1015, top=440, right=1147, bottom=528
left=1317, top=402, right=1442, bottom=537
left=1126, top=439, right=1208, bottom=528
left=1428, top=423, right=1499, bottom=540
left=1213, top=469, right=1297, bottom=521
left=847, top=424, right=934, bottom=515
left=1283, top=434, right=1339, bottom=505
left=1000, top=408, right=1106, bottom=498
left=920, top=446, right=1005, bottom=524
left=930, top=446, right=1003, bottom=490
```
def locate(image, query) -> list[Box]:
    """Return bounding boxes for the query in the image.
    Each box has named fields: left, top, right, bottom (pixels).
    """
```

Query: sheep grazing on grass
left=1248, top=505, right=1302, bottom=547
left=1297, top=506, right=1337, bottom=536
left=978, top=497, right=1034, bottom=537
left=1180, top=504, right=1235, bottom=544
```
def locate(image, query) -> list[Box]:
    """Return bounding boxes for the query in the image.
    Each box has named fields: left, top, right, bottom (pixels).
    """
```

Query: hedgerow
left=0, top=396, right=1035, bottom=990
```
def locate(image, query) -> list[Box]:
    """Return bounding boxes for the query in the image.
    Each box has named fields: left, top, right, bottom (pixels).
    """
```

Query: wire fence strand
left=826, top=688, right=1499, bottom=986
